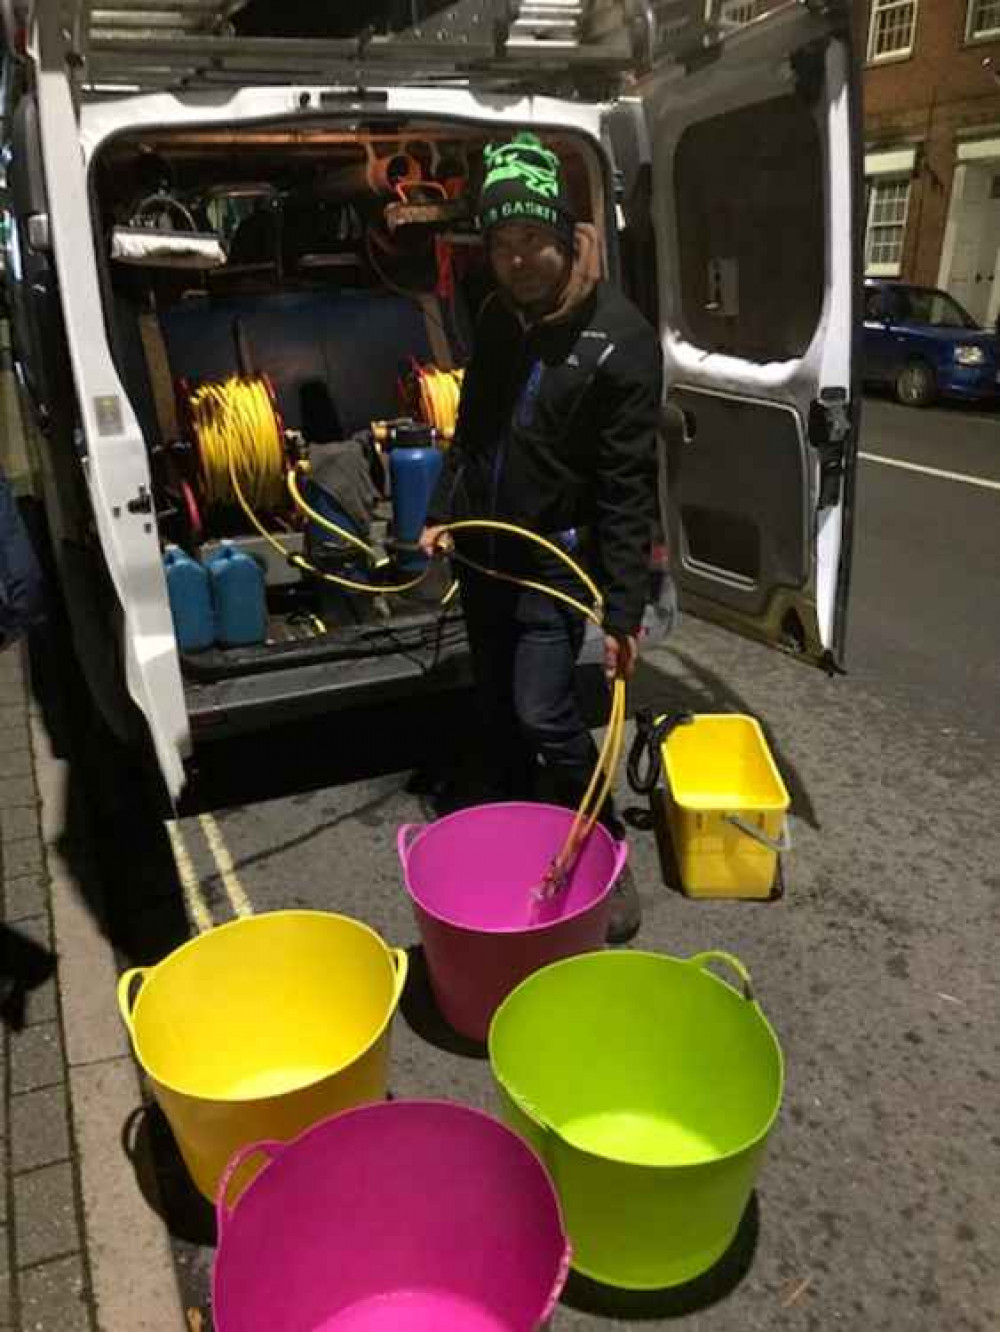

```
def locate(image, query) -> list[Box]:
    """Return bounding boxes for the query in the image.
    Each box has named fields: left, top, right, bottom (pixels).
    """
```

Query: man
left=0, top=467, right=45, bottom=655
left=420, top=131, right=662, bottom=942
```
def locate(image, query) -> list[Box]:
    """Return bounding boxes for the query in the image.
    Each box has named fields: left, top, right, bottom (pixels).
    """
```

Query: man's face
left=489, top=221, right=570, bottom=312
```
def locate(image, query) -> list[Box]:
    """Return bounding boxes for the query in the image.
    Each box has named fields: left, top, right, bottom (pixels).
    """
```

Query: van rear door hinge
left=808, top=389, right=851, bottom=509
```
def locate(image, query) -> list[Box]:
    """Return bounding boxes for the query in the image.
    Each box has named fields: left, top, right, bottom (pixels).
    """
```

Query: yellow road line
left=165, top=819, right=213, bottom=934
left=198, top=812, right=254, bottom=919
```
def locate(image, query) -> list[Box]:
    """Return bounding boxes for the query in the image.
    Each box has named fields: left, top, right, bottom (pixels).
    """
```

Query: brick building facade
left=857, top=0, right=1000, bottom=326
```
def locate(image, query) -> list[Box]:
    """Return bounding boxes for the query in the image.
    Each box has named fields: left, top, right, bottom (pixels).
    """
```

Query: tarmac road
left=79, top=396, right=1000, bottom=1330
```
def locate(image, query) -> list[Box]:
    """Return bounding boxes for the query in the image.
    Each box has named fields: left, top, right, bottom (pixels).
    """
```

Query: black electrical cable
left=626, top=708, right=695, bottom=796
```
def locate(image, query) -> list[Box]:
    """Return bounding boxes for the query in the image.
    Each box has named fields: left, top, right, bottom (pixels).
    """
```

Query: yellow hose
left=234, top=461, right=429, bottom=596
left=190, top=377, right=601, bottom=618
left=287, top=466, right=390, bottom=564
left=289, top=475, right=604, bottom=625
left=443, top=519, right=603, bottom=627
left=187, top=374, right=623, bottom=882
left=575, top=676, right=627, bottom=843
left=536, top=676, right=627, bottom=899
left=189, top=379, right=431, bottom=594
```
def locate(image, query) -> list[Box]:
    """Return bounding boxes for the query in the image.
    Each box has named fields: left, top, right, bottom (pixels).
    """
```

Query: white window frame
left=867, top=0, right=919, bottom=64
left=865, top=175, right=912, bottom=277
left=966, top=0, right=1000, bottom=42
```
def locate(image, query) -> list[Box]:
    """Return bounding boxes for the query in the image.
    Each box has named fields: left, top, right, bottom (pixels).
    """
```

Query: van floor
left=180, top=598, right=474, bottom=741
left=179, top=578, right=463, bottom=684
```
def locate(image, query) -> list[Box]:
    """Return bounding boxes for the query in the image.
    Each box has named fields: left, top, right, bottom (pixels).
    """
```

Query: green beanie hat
left=479, top=132, right=576, bottom=249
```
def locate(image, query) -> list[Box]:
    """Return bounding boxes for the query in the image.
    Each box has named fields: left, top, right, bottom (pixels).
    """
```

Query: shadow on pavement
left=123, top=1102, right=217, bottom=1249
left=561, top=1192, right=760, bottom=1322
left=26, top=617, right=192, bottom=968
left=0, top=923, right=57, bottom=1031
left=181, top=687, right=476, bottom=817
left=398, top=944, right=487, bottom=1061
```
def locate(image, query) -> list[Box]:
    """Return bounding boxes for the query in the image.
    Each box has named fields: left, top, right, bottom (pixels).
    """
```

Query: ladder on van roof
left=39, top=0, right=828, bottom=97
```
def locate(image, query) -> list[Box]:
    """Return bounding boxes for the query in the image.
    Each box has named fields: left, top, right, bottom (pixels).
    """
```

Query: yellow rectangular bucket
left=662, top=714, right=790, bottom=900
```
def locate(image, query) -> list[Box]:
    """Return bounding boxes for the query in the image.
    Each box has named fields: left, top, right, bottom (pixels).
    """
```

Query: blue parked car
left=863, top=280, right=999, bottom=408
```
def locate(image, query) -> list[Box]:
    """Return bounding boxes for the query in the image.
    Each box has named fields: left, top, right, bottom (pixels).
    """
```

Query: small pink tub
left=212, top=1100, right=570, bottom=1332
left=399, top=802, right=625, bottom=1042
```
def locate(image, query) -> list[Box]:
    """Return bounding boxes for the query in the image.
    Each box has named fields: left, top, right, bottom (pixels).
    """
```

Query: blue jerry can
left=163, top=545, right=214, bottom=653
left=206, top=542, right=268, bottom=647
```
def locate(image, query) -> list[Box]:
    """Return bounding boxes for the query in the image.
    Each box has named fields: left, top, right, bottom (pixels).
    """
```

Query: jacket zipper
left=490, top=342, right=531, bottom=565
left=492, top=357, right=546, bottom=567
left=489, top=431, right=507, bottom=568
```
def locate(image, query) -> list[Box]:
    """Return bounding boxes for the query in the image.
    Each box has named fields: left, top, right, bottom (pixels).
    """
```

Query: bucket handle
left=216, top=1140, right=283, bottom=1235
left=116, top=967, right=151, bottom=1040
left=390, top=946, right=410, bottom=1004
left=396, top=823, right=424, bottom=869
left=724, top=814, right=792, bottom=855
left=688, top=950, right=755, bottom=1002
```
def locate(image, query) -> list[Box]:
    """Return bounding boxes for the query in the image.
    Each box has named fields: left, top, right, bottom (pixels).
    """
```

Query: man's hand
left=604, top=632, right=639, bottom=682
left=418, top=525, right=454, bottom=558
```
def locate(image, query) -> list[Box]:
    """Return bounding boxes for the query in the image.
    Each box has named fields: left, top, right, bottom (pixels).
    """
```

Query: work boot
left=606, top=864, right=641, bottom=945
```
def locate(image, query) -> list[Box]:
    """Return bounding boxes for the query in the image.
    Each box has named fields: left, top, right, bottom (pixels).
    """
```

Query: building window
left=722, top=0, right=758, bottom=25
left=967, top=0, right=1000, bottom=40
left=867, top=0, right=918, bottom=62
left=865, top=177, right=911, bottom=276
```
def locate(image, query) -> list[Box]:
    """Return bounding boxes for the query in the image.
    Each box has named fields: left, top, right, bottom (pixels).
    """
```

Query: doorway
left=939, top=158, right=1000, bottom=328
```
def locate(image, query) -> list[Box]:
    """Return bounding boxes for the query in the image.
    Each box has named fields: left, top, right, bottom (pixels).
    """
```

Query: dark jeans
left=460, top=568, right=620, bottom=833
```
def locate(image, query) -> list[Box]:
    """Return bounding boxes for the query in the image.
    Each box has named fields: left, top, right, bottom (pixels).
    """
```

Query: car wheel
left=896, top=361, right=937, bottom=408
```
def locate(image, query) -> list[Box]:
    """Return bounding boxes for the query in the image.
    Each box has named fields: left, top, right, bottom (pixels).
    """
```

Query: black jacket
left=427, top=281, right=663, bottom=636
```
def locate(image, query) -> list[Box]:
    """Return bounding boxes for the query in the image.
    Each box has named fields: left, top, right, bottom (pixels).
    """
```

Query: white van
left=0, top=0, right=861, bottom=801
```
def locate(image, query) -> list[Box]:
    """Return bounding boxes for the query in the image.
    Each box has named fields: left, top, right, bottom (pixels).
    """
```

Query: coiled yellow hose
left=189, top=376, right=287, bottom=512
left=415, top=365, right=463, bottom=439
left=188, top=375, right=599, bottom=616
left=189, top=377, right=432, bottom=593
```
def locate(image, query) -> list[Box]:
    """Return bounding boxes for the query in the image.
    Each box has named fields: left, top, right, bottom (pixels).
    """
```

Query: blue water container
left=206, top=542, right=268, bottom=648
left=390, top=447, right=444, bottom=572
left=163, top=545, right=214, bottom=653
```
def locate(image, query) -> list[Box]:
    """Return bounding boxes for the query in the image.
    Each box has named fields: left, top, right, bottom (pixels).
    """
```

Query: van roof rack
left=50, top=1, right=829, bottom=96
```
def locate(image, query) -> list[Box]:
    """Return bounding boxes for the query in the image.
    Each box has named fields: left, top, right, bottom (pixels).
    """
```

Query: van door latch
left=809, top=391, right=851, bottom=509
left=126, top=485, right=153, bottom=515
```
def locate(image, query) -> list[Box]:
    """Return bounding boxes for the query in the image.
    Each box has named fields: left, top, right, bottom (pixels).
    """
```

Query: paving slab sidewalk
left=0, top=644, right=186, bottom=1330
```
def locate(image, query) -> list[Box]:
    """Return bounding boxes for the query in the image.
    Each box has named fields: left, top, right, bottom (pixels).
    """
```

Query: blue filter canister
left=390, top=446, right=443, bottom=572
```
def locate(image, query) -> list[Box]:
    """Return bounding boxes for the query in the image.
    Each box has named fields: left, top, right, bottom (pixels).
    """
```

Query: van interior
left=92, top=120, right=607, bottom=681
